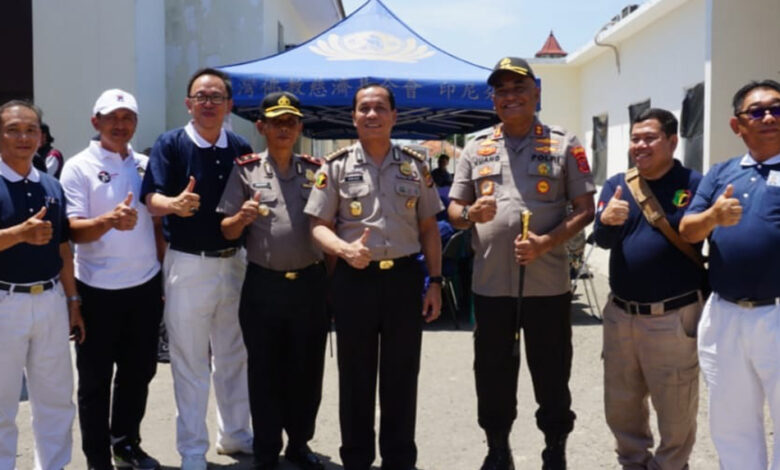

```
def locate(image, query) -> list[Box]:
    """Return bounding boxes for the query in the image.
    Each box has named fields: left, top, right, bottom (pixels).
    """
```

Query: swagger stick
left=513, top=210, right=532, bottom=357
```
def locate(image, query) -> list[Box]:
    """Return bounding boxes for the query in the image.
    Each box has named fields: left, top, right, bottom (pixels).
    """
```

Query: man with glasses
left=447, top=57, right=595, bottom=470
left=680, top=79, right=780, bottom=469
left=141, top=68, right=253, bottom=470
left=218, top=92, right=328, bottom=470
left=0, top=100, right=84, bottom=470
left=593, top=108, right=706, bottom=470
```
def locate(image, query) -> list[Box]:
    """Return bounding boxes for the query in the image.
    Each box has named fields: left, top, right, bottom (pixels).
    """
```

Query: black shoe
left=285, top=446, right=325, bottom=470
left=112, top=440, right=160, bottom=470
left=480, top=447, right=515, bottom=470
left=252, top=460, right=278, bottom=470
left=541, top=434, right=567, bottom=470
left=87, top=463, right=114, bottom=470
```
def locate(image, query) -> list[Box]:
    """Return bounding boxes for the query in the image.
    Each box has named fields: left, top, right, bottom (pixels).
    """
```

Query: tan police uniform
left=217, top=150, right=328, bottom=466
left=304, top=142, right=443, bottom=470
left=449, top=120, right=595, bottom=446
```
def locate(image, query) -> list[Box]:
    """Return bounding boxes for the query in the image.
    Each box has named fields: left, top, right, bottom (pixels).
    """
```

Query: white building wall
left=576, top=0, right=705, bottom=178
left=532, top=63, right=582, bottom=138
left=705, top=0, right=780, bottom=166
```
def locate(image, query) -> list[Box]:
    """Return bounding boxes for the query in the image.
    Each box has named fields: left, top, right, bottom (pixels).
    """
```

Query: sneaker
left=112, top=440, right=160, bottom=470
left=216, top=440, right=254, bottom=455
left=181, top=455, right=208, bottom=470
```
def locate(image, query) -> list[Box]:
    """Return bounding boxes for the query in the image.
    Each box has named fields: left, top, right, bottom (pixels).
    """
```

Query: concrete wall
left=533, top=62, right=582, bottom=139
left=705, top=0, right=780, bottom=166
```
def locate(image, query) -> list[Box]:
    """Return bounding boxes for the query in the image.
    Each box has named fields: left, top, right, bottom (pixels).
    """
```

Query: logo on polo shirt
left=98, top=171, right=111, bottom=183
left=672, top=189, right=692, bottom=208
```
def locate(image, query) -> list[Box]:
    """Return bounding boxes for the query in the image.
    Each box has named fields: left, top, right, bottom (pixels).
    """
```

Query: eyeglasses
left=188, top=94, right=228, bottom=105
left=736, top=104, right=780, bottom=120
left=492, top=85, right=533, bottom=99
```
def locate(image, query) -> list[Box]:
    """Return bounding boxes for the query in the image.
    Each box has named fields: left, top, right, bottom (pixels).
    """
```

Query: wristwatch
left=461, top=205, right=471, bottom=222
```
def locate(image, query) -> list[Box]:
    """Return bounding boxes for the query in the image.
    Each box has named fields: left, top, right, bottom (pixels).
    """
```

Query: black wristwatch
left=461, top=205, right=471, bottom=222
left=429, top=276, right=443, bottom=284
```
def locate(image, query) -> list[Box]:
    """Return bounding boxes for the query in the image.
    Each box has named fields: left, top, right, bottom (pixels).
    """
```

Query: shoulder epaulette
left=235, top=153, right=262, bottom=166
left=401, top=146, right=425, bottom=162
left=299, top=154, right=323, bottom=166
left=324, top=147, right=349, bottom=162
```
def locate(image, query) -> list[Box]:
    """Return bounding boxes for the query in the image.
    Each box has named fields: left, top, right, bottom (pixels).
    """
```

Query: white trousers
left=163, top=249, right=251, bottom=458
left=698, top=294, right=780, bottom=470
left=0, top=285, right=74, bottom=470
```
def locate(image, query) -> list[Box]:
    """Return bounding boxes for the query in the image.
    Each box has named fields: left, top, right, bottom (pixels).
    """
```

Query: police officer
left=218, top=92, right=327, bottom=470
left=593, top=108, right=706, bottom=469
left=448, top=58, right=595, bottom=470
left=60, top=89, right=164, bottom=470
left=0, top=100, right=85, bottom=470
left=680, top=79, right=780, bottom=469
left=304, top=83, right=443, bottom=470
left=141, top=68, right=253, bottom=470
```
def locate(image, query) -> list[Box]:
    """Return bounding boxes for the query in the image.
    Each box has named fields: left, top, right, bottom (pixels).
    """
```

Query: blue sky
left=341, top=0, right=648, bottom=67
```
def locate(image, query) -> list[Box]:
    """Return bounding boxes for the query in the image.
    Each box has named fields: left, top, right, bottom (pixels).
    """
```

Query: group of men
left=0, top=55, right=778, bottom=470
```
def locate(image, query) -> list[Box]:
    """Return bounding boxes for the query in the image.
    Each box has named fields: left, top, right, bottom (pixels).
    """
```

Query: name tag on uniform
left=251, top=182, right=272, bottom=189
left=767, top=170, right=780, bottom=187
left=344, top=173, right=364, bottom=182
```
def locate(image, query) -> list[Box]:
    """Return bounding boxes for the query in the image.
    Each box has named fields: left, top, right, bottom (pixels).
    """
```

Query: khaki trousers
left=603, top=294, right=702, bottom=470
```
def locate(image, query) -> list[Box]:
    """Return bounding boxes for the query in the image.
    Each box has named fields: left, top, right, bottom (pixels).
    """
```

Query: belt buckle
left=284, top=271, right=299, bottom=280
left=379, top=260, right=394, bottom=270
left=220, top=249, right=234, bottom=258
left=30, top=284, right=44, bottom=295
left=736, top=299, right=755, bottom=309
left=650, top=302, right=664, bottom=315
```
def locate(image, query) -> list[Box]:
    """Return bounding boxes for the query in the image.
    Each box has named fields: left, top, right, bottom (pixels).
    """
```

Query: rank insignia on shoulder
left=235, top=153, right=262, bottom=166
left=299, top=154, right=323, bottom=166
left=401, top=146, right=425, bottom=162
left=314, top=172, right=327, bottom=189
left=536, top=179, right=550, bottom=194
left=324, top=147, right=349, bottom=162
left=492, top=125, right=503, bottom=139
left=534, top=125, right=544, bottom=136
left=478, top=146, right=497, bottom=156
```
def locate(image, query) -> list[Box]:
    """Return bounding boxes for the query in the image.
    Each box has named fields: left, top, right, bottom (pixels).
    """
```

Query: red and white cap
left=93, top=89, right=138, bottom=116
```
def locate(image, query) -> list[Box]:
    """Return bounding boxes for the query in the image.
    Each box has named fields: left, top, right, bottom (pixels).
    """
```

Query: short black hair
left=0, top=100, right=43, bottom=128
left=632, top=107, right=678, bottom=137
left=732, top=79, right=780, bottom=114
left=187, top=67, right=233, bottom=99
left=437, top=154, right=449, bottom=164
left=352, top=83, right=396, bottom=111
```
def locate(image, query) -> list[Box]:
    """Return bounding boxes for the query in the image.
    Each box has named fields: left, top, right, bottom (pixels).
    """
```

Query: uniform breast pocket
left=395, top=182, right=420, bottom=214
left=471, top=162, right=502, bottom=198
left=527, top=158, right=562, bottom=201
left=759, top=185, right=780, bottom=224
left=339, top=182, right=373, bottom=220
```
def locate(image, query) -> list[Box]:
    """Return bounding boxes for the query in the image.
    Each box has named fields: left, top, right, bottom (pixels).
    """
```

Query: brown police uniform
left=217, top=151, right=328, bottom=466
left=449, top=121, right=595, bottom=445
left=304, top=142, right=443, bottom=470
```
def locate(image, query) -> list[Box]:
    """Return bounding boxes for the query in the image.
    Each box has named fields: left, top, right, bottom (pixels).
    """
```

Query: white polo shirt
left=60, top=140, right=160, bottom=289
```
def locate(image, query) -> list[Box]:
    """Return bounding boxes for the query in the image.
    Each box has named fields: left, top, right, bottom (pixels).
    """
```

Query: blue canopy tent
left=218, top=0, right=498, bottom=139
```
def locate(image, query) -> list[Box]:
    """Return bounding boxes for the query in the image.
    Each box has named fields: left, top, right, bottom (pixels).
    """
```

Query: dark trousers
left=331, top=258, right=424, bottom=470
left=75, top=272, right=163, bottom=466
left=238, top=262, right=328, bottom=465
left=474, top=293, right=576, bottom=439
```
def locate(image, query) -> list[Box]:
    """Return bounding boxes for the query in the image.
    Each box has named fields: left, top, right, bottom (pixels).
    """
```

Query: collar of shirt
left=185, top=121, right=228, bottom=149
left=0, top=158, right=41, bottom=182
left=740, top=152, right=780, bottom=166
left=90, top=140, right=135, bottom=162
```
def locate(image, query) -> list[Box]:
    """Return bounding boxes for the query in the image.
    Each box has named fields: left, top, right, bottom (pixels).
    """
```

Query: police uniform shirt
left=304, top=142, right=443, bottom=260
left=217, top=151, right=322, bottom=271
left=0, top=160, right=69, bottom=283
left=593, top=160, right=706, bottom=302
left=686, top=153, right=780, bottom=300
left=60, top=141, right=160, bottom=289
left=140, top=122, right=252, bottom=252
left=449, top=121, right=595, bottom=297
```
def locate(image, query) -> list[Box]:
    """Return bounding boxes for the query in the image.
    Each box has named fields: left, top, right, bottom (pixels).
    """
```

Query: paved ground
left=14, top=245, right=765, bottom=469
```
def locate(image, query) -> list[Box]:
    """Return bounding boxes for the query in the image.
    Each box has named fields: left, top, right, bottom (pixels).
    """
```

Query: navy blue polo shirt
left=0, top=162, right=69, bottom=283
left=140, top=124, right=252, bottom=251
left=594, top=160, right=706, bottom=302
left=686, top=153, right=780, bottom=300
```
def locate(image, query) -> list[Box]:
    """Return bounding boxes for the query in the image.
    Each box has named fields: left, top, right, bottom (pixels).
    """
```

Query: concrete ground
left=14, top=245, right=763, bottom=469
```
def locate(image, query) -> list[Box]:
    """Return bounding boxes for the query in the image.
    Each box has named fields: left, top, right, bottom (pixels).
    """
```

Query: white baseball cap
left=93, top=89, right=138, bottom=116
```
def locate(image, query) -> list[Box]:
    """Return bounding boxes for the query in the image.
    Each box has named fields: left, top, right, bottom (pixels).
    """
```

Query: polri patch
left=536, top=179, right=550, bottom=194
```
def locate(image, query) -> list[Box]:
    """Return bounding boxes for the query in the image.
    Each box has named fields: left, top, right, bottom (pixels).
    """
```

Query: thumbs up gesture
left=599, top=185, right=630, bottom=226
left=110, top=192, right=138, bottom=231
left=236, top=192, right=261, bottom=226
left=20, top=206, right=53, bottom=245
left=712, top=184, right=742, bottom=227
left=343, top=227, right=372, bottom=269
left=171, top=176, right=201, bottom=218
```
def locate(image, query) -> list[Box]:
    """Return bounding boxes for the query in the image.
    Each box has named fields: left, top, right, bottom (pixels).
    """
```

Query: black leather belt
left=171, top=246, right=238, bottom=258
left=366, top=254, right=418, bottom=271
left=0, top=278, right=59, bottom=294
left=720, top=294, right=780, bottom=309
left=613, top=290, right=700, bottom=315
left=250, top=261, right=323, bottom=281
